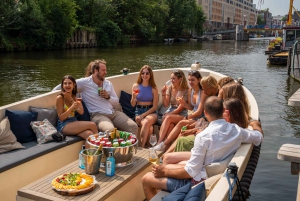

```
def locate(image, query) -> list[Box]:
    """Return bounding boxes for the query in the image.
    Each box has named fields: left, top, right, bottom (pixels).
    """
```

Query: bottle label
left=106, top=161, right=111, bottom=175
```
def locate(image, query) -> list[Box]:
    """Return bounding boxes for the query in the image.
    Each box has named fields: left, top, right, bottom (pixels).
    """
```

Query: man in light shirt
left=142, top=96, right=263, bottom=200
left=65, top=59, right=138, bottom=134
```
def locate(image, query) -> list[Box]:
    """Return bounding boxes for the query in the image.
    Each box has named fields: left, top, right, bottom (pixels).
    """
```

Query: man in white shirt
left=74, top=59, right=138, bottom=134
left=141, top=96, right=263, bottom=200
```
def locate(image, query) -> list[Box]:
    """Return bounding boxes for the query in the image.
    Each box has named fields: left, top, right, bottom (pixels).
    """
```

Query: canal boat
left=1, top=67, right=260, bottom=201
left=268, top=51, right=289, bottom=65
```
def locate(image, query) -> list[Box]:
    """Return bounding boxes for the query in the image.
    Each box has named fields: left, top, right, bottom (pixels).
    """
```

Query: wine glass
left=75, top=93, right=82, bottom=110
left=149, top=134, right=157, bottom=147
left=176, top=91, right=184, bottom=106
left=149, top=149, right=158, bottom=165
left=133, top=85, right=140, bottom=94
left=165, top=80, right=172, bottom=87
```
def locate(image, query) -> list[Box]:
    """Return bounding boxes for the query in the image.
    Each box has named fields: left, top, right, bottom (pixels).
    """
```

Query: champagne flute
left=176, top=91, right=184, bottom=106
left=133, top=85, right=140, bottom=94
left=165, top=80, right=172, bottom=87
left=149, top=134, right=157, bottom=147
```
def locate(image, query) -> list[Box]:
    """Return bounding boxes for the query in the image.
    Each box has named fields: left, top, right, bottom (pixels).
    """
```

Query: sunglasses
left=188, top=70, right=201, bottom=78
left=141, top=72, right=150, bottom=75
left=172, top=69, right=182, bottom=77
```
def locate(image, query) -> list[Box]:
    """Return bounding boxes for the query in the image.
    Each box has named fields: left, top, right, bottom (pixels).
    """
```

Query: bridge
left=203, top=25, right=283, bottom=35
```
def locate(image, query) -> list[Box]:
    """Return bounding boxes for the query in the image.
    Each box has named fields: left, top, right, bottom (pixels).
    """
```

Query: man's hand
left=152, top=165, right=166, bottom=178
left=100, top=89, right=110, bottom=99
left=249, top=120, right=263, bottom=136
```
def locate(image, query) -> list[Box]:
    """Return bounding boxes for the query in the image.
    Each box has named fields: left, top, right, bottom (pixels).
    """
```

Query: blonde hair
left=217, top=76, right=234, bottom=88
left=172, top=69, right=189, bottom=90
left=200, top=76, right=218, bottom=90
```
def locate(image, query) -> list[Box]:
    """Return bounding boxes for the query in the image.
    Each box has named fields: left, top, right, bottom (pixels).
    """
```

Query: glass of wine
left=149, top=134, right=157, bottom=147
left=165, top=80, right=172, bottom=87
left=133, top=85, right=140, bottom=94
left=75, top=93, right=82, bottom=110
left=149, top=149, right=158, bottom=165
left=176, top=91, right=184, bottom=106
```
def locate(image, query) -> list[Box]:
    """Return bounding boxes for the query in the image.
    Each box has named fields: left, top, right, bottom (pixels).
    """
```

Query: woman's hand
left=62, top=91, right=72, bottom=100
left=161, top=86, right=167, bottom=97
left=135, top=115, right=144, bottom=125
left=178, top=98, right=187, bottom=107
left=180, top=128, right=196, bottom=136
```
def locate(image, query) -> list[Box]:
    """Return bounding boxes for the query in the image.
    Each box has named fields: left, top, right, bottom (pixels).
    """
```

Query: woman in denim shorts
left=130, top=65, right=158, bottom=148
left=56, top=75, right=98, bottom=139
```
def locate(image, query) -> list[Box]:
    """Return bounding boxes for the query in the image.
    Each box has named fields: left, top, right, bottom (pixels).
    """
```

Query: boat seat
left=0, top=135, right=83, bottom=173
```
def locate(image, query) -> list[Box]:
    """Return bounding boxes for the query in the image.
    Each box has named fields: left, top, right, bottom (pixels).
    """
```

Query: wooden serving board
left=53, top=183, right=97, bottom=196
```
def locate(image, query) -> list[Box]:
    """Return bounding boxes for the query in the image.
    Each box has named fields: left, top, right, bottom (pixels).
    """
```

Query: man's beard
left=97, top=73, right=105, bottom=81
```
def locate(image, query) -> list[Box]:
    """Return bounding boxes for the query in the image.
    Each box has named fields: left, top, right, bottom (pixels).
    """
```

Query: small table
left=278, top=144, right=300, bottom=201
left=17, top=148, right=156, bottom=201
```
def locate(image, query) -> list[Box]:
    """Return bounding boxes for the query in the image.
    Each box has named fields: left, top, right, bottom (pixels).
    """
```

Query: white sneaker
left=152, top=142, right=166, bottom=151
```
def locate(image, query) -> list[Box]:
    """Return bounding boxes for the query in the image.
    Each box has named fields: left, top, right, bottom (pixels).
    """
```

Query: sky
left=253, top=0, right=300, bottom=16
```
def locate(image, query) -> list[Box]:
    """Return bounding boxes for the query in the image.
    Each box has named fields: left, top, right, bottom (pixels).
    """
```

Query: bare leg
left=62, top=121, right=98, bottom=138
left=157, top=115, right=184, bottom=144
left=163, top=139, right=178, bottom=157
left=140, top=114, right=157, bottom=148
left=142, top=172, right=168, bottom=201
left=163, top=119, right=192, bottom=146
left=162, top=152, right=191, bottom=165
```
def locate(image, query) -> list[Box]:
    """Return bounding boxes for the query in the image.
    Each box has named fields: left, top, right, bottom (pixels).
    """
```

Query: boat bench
left=0, top=135, right=82, bottom=174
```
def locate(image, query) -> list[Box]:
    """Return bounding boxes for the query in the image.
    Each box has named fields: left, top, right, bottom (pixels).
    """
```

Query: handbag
left=30, top=119, right=57, bottom=144
left=51, top=131, right=66, bottom=142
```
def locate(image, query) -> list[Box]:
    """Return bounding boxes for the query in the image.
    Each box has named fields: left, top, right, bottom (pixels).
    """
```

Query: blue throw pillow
left=183, top=182, right=206, bottom=201
left=76, top=101, right=90, bottom=121
left=162, top=182, right=191, bottom=201
left=5, top=109, right=38, bottom=143
left=119, top=90, right=136, bottom=120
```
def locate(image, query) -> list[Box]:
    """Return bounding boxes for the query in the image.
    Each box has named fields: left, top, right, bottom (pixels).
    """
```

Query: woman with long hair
left=152, top=70, right=208, bottom=151
left=130, top=65, right=158, bottom=148
left=56, top=75, right=98, bottom=139
left=155, top=69, right=189, bottom=146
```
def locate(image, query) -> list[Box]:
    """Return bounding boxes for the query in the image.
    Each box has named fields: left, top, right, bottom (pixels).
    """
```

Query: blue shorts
left=135, top=107, right=157, bottom=117
left=166, top=178, right=191, bottom=192
left=165, top=106, right=187, bottom=116
left=57, top=117, right=77, bottom=132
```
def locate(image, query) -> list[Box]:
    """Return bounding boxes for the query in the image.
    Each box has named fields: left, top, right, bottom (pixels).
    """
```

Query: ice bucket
left=86, top=134, right=138, bottom=167
left=82, top=148, right=102, bottom=175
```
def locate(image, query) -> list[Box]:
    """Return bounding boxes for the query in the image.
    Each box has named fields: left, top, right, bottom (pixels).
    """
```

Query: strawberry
left=56, top=178, right=60, bottom=182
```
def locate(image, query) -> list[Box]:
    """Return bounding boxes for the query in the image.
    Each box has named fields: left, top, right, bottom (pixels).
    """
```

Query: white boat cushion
left=0, top=117, right=24, bottom=154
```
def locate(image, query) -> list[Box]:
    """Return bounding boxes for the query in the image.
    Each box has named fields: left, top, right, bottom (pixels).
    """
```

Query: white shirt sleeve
left=240, top=128, right=263, bottom=146
left=184, top=135, right=208, bottom=181
left=105, top=81, right=119, bottom=105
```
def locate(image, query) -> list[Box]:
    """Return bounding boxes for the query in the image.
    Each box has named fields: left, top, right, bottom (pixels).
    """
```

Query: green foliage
left=96, top=20, right=121, bottom=46
left=257, top=15, right=265, bottom=25
left=0, top=0, right=206, bottom=51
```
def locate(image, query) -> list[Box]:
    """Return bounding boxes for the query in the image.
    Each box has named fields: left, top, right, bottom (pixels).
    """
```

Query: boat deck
left=16, top=148, right=157, bottom=201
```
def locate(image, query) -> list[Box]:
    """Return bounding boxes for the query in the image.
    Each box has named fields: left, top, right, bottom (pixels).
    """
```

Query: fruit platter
left=51, top=173, right=97, bottom=196
left=86, top=129, right=138, bottom=167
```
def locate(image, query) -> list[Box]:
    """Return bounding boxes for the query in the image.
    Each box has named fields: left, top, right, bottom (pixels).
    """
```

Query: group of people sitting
left=53, top=59, right=264, bottom=201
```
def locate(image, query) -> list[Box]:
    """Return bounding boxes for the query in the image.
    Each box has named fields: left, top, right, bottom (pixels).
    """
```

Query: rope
left=226, top=168, right=245, bottom=201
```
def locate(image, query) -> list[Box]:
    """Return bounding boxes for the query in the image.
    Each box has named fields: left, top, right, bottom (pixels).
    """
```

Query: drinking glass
left=149, top=149, right=158, bottom=165
left=133, top=85, right=140, bottom=94
left=176, top=91, right=184, bottom=106
left=149, top=134, right=157, bottom=147
left=165, top=80, right=172, bottom=87
left=75, top=93, right=82, bottom=110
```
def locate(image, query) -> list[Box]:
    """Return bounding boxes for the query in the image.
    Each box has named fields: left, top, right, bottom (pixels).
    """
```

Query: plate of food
left=51, top=172, right=97, bottom=196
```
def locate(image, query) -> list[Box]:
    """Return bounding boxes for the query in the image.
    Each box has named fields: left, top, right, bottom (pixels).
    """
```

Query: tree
left=257, top=15, right=265, bottom=25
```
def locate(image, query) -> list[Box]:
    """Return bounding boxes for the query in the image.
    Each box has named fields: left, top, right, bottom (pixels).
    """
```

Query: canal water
left=1, top=39, right=300, bottom=200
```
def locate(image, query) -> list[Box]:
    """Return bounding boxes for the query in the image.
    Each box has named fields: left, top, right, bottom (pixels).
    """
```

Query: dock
left=288, top=88, right=300, bottom=106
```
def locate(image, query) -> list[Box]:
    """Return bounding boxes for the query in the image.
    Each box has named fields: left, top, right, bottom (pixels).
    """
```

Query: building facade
left=197, top=0, right=257, bottom=32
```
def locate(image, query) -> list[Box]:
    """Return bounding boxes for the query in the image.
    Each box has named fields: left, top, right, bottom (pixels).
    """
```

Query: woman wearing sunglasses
left=155, top=69, right=189, bottom=148
left=152, top=70, right=207, bottom=151
left=131, top=65, right=158, bottom=148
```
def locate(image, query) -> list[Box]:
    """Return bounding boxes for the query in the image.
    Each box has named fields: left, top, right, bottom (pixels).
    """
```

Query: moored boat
left=1, top=66, right=260, bottom=201
left=268, top=51, right=289, bottom=65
